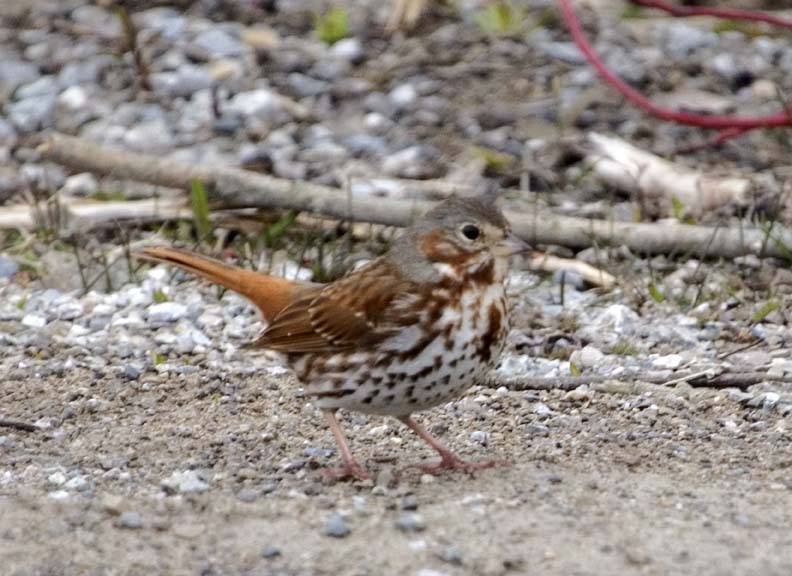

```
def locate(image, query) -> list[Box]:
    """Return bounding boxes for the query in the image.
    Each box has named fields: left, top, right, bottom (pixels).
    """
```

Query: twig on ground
left=493, top=370, right=792, bottom=392
left=115, top=4, right=151, bottom=91
left=37, top=134, right=792, bottom=259
left=0, top=198, right=190, bottom=232
left=581, top=133, right=754, bottom=217
left=527, top=251, right=616, bottom=289
left=0, top=419, right=38, bottom=432
left=557, top=0, right=792, bottom=146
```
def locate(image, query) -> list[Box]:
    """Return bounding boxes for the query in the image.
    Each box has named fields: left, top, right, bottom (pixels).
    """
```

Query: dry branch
left=583, top=133, right=752, bottom=217
left=39, top=134, right=792, bottom=259
left=0, top=198, right=189, bottom=232
left=527, top=252, right=615, bottom=289
left=493, top=370, right=792, bottom=392
left=0, top=418, right=37, bottom=432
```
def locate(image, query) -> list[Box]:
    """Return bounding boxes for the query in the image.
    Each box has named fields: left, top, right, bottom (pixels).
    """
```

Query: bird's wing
left=251, top=259, right=420, bottom=353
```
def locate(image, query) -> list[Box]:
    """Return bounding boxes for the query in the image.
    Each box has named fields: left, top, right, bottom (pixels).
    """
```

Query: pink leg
left=323, top=410, right=372, bottom=481
left=397, top=416, right=498, bottom=475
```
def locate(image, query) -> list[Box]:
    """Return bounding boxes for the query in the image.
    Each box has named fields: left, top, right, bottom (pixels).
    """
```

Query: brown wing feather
left=251, top=258, right=417, bottom=353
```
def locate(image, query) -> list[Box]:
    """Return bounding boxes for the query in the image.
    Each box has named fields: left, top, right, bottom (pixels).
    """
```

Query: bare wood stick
left=0, top=205, right=37, bottom=230
left=39, top=134, right=792, bottom=259
left=0, top=418, right=37, bottom=432
left=0, top=198, right=190, bottom=232
left=583, top=133, right=752, bottom=216
left=493, top=370, right=792, bottom=391
left=527, top=252, right=616, bottom=289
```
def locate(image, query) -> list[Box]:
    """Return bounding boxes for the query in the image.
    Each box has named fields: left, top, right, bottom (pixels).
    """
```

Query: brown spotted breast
left=289, top=253, right=510, bottom=416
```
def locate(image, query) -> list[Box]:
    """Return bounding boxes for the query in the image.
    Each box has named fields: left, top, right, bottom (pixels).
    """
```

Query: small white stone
left=48, top=490, right=70, bottom=501
left=47, top=471, right=67, bottom=486
left=651, top=354, right=684, bottom=370
left=65, top=475, right=88, bottom=491
left=533, top=403, right=553, bottom=417
left=21, top=314, right=47, bottom=328
left=572, top=345, right=604, bottom=368
left=330, top=38, right=363, bottom=62
left=364, top=112, right=394, bottom=133
left=161, top=470, right=210, bottom=494
left=146, top=302, right=187, bottom=322
left=389, top=84, right=418, bottom=109
left=61, top=172, right=98, bottom=196
left=58, top=85, right=88, bottom=110
left=416, top=569, right=449, bottom=576
left=470, top=431, right=489, bottom=446
left=368, top=424, right=390, bottom=436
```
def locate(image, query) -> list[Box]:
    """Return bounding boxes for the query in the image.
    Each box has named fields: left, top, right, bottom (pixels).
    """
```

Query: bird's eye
left=461, top=224, right=480, bottom=240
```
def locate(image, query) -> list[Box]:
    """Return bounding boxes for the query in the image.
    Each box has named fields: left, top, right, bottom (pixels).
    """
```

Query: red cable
left=556, top=0, right=792, bottom=133
left=632, top=0, right=792, bottom=30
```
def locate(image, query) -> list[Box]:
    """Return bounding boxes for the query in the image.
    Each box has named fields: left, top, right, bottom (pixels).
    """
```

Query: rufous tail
left=135, top=246, right=304, bottom=322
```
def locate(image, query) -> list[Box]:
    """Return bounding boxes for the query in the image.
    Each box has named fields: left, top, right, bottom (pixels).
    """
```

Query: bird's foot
left=413, top=454, right=500, bottom=476
left=322, top=462, right=373, bottom=482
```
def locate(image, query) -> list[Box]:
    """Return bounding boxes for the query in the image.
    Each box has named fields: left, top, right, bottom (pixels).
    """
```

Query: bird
left=135, top=196, right=529, bottom=480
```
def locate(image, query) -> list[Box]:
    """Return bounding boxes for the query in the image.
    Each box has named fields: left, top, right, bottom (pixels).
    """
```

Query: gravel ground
left=2, top=265, right=792, bottom=575
left=2, top=0, right=792, bottom=574
left=2, top=361, right=792, bottom=576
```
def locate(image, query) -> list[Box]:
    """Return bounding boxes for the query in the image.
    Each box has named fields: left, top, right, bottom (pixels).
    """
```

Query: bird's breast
left=295, top=279, right=509, bottom=416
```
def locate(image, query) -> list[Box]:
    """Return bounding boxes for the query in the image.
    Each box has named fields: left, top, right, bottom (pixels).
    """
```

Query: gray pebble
left=8, top=95, right=57, bottom=132
left=150, top=65, right=214, bottom=98
left=16, top=75, right=59, bottom=100
left=161, top=470, right=210, bottom=494
left=342, top=134, right=386, bottom=157
left=146, top=302, right=187, bottom=323
left=440, top=547, right=463, bottom=565
left=0, top=256, right=20, bottom=279
left=121, top=364, right=142, bottom=381
left=552, top=269, right=584, bottom=290
left=117, top=511, right=143, bottom=529
left=395, top=513, right=426, bottom=532
left=61, top=172, right=98, bottom=197
left=261, top=546, right=281, bottom=558
left=287, top=73, right=330, bottom=98
left=539, top=41, right=585, bottom=65
left=58, top=60, right=102, bottom=88
left=470, top=430, right=489, bottom=446
left=389, top=84, right=418, bottom=110
left=330, top=38, right=364, bottom=64
left=711, top=53, right=739, bottom=80
left=309, top=59, right=348, bottom=82
left=190, top=28, right=244, bottom=59
left=401, top=495, right=419, bottom=511
left=658, top=22, right=718, bottom=59
left=236, top=488, right=259, bottom=502
left=124, top=119, right=174, bottom=153
left=0, top=60, right=40, bottom=93
left=324, top=514, right=350, bottom=538
left=0, top=118, right=17, bottom=146
left=382, top=145, right=442, bottom=179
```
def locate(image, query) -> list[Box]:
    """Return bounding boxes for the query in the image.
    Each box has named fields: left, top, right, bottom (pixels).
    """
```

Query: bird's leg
left=322, top=410, right=372, bottom=481
left=397, top=416, right=498, bottom=474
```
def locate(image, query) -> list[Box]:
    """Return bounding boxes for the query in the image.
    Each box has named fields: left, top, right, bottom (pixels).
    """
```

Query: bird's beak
left=496, top=231, right=532, bottom=257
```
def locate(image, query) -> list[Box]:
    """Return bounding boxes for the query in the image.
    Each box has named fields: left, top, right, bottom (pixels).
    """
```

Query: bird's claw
left=322, top=463, right=373, bottom=482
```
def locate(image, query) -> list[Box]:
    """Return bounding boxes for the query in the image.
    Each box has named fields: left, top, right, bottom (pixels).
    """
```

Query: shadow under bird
left=135, top=195, right=530, bottom=480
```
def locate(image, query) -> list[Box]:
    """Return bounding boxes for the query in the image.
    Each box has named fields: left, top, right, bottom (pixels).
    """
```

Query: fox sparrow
left=136, top=196, right=528, bottom=480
